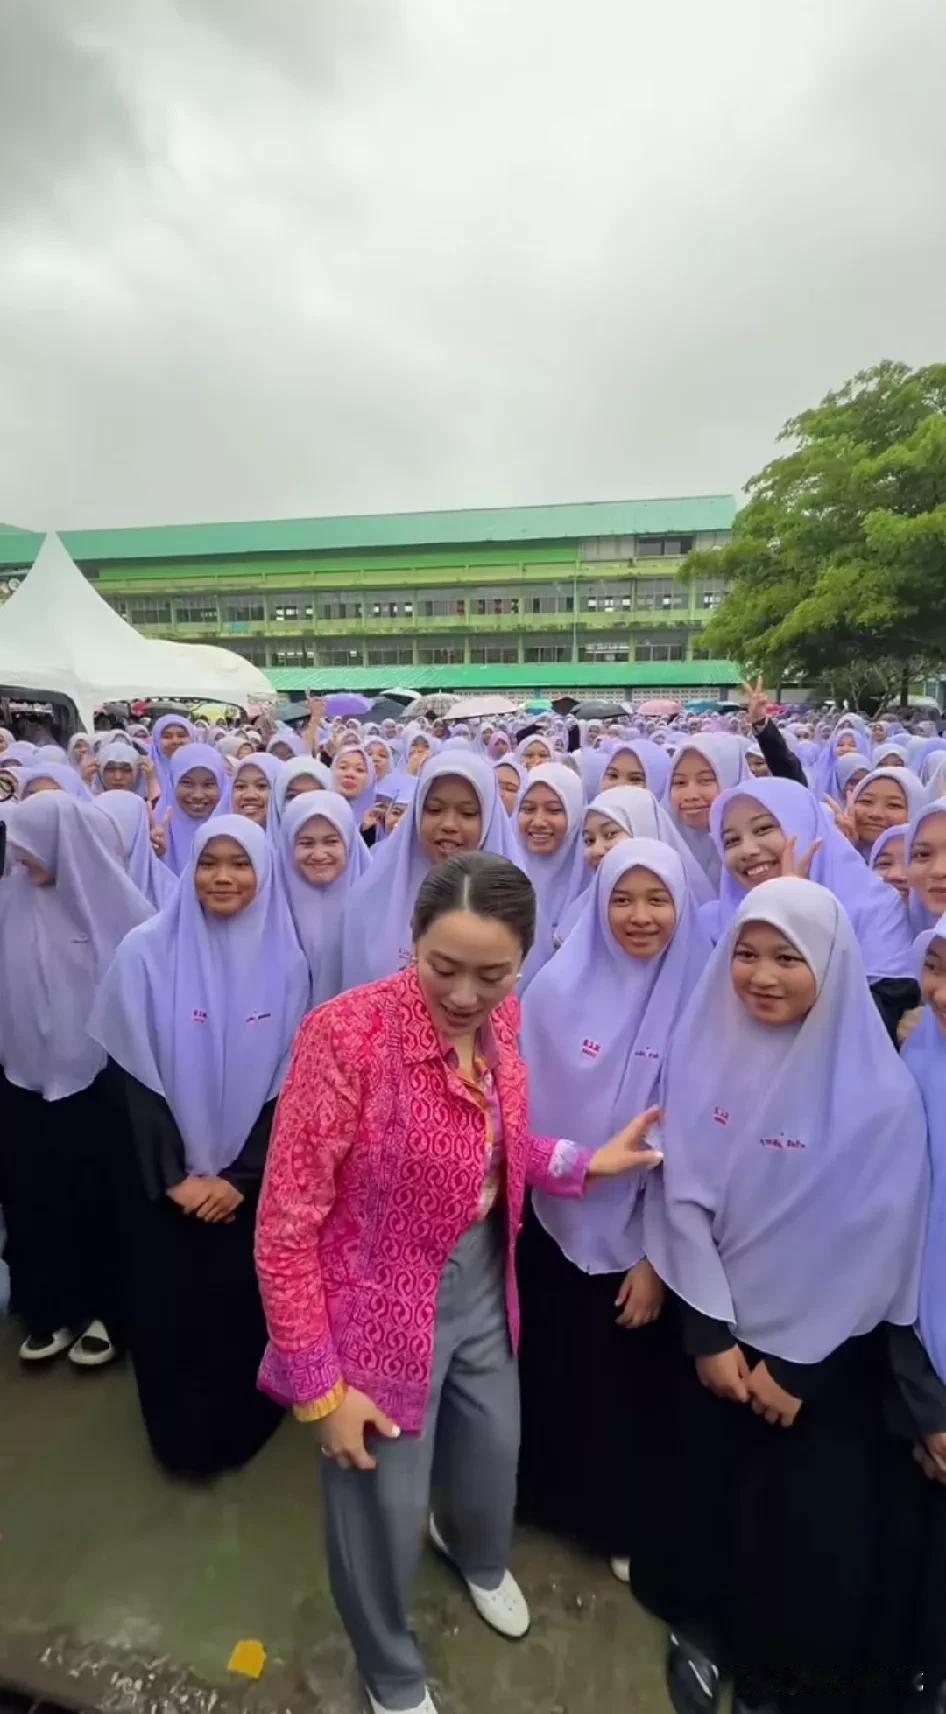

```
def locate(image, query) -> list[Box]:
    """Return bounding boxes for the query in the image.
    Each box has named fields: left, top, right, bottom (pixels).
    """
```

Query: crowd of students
left=1, top=691, right=946, bottom=1714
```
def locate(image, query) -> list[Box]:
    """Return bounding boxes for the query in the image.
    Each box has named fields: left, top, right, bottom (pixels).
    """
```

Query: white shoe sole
left=68, top=1343, right=117, bottom=1368
left=366, top=1689, right=438, bottom=1714
left=428, top=1514, right=530, bottom=1640
left=19, top=1330, right=73, bottom=1362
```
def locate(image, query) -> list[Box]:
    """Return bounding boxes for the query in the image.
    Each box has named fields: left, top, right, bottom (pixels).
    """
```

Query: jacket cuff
left=257, top=1339, right=343, bottom=1408
left=546, top=1137, right=593, bottom=1197
left=293, top=1381, right=348, bottom=1422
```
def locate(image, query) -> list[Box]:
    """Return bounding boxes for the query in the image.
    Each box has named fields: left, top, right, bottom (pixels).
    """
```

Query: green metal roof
left=264, top=661, right=741, bottom=694
left=0, top=495, right=737, bottom=567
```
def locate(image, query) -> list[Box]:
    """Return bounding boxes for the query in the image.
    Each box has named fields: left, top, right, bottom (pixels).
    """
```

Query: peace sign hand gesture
left=742, top=674, right=769, bottom=731
left=149, top=804, right=173, bottom=858
left=823, top=795, right=857, bottom=846
left=779, top=833, right=823, bottom=880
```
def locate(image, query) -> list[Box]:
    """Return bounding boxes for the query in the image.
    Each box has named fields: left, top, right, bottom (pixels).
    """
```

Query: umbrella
left=325, top=693, right=372, bottom=718
left=523, top=698, right=553, bottom=714
left=636, top=698, right=682, bottom=718
left=368, top=695, right=418, bottom=723
left=446, top=694, right=518, bottom=719
left=571, top=700, right=630, bottom=721
left=402, top=693, right=455, bottom=718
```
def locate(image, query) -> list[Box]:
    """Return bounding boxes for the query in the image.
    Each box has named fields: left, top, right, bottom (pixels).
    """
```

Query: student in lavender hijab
left=891, top=919, right=946, bottom=1707
left=517, top=841, right=708, bottom=1584
left=662, top=734, right=747, bottom=891
left=96, top=791, right=177, bottom=910
left=149, top=714, right=195, bottom=804
left=272, top=756, right=333, bottom=826
left=845, top=766, right=926, bottom=858
left=0, top=794, right=153, bottom=1368
left=377, top=772, right=417, bottom=843
left=17, top=762, right=94, bottom=802
left=642, top=879, right=929, bottom=1714
left=93, top=738, right=151, bottom=799
left=705, top=777, right=917, bottom=1042
left=158, top=742, right=230, bottom=875
left=514, top=763, right=590, bottom=986
left=330, top=746, right=378, bottom=844
left=906, top=799, right=946, bottom=937
left=342, top=753, right=521, bottom=988
left=89, top=818, right=309, bottom=1477
left=278, top=793, right=371, bottom=1005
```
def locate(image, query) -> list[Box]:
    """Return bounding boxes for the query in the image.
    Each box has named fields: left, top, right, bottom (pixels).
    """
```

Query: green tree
left=685, top=360, right=946, bottom=702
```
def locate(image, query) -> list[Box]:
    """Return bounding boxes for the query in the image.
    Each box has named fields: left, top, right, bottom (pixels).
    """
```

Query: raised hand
left=149, top=804, right=173, bottom=857
left=741, top=674, right=769, bottom=730
left=823, top=795, right=858, bottom=845
left=778, top=833, right=823, bottom=880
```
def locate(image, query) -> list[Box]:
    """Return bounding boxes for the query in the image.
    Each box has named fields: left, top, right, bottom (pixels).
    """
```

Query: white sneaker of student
left=366, top=1689, right=438, bottom=1714
left=428, top=1514, right=530, bottom=1640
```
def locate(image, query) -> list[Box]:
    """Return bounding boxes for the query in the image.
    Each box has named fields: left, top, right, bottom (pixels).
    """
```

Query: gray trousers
left=322, top=1212, right=520, bottom=1711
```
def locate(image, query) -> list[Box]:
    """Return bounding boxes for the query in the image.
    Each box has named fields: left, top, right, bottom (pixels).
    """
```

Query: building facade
left=0, top=495, right=737, bottom=692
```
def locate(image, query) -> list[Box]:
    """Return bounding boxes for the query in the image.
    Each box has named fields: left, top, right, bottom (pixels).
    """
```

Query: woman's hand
left=696, top=1345, right=751, bottom=1404
left=167, top=1176, right=214, bottom=1215
left=193, top=1177, right=244, bottom=1223
left=823, top=795, right=858, bottom=845
left=149, top=805, right=172, bottom=856
left=778, top=833, right=823, bottom=879
left=80, top=756, right=99, bottom=787
left=615, top=1258, right=665, bottom=1329
left=746, top=1359, right=802, bottom=1427
left=914, top=1432, right=946, bottom=1484
left=587, top=1105, right=663, bottom=1178
left=898, top=1006, right=925, bottom=1048
left=317, top=1387, right=401, bottom=1471
left=742, top=674, right=769, bottom=731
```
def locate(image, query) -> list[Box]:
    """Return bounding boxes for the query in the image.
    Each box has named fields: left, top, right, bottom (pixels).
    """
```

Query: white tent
left=0, top=533, right=273, bottom=732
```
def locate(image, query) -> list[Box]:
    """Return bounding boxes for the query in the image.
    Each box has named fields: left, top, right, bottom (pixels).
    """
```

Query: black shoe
left=666, top=1631, right=721, bottom=1714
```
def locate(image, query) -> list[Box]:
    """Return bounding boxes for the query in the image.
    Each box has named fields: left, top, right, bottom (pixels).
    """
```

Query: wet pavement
left=0, top=1322, right=671, bottom=1713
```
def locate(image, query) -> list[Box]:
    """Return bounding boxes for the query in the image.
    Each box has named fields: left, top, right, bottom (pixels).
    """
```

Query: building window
left=691, top=645, right=712, bottom=661
left=469, top=643, right=519, bottom=664
left=635, top=534, right=695, bottom=559
left=318, top=643, right=363, bottom=667
left=365, top=643, right=414, bottom=666
left=314, top=595, right=362, bottom=621
left=417, top=643, right=464, bottom=665
left=269, top=597, right=314, bottom=622
left=222, top=598, right=264, bottom=622
left=634, top=637, right=687, bottom=662
left=417, top=596, right=464, bottom=617
left=579, top=535, right=635, bottom=561
left=523, top=643, right=570, bottom=663
left=695, top=577, right=728, bottom=610
left=125, top=597, right=173, bottom=624
left=470, top=590, right=520, bottom=616
left=634, top=577, right=687, bottom=612
left=523, top=585, right=573, bottom=614
left=578, top=640, right=628, bottom=662
left=581, top=580, right=632, bottom=613
left=370, top=598, right=413, bottom=619
left=270, top=642, right=312, bottom=667
left=174, top=600, right=220, bottom=624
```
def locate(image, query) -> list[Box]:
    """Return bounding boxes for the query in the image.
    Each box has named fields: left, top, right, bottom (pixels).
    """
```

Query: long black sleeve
left=220, top=1099, right=276, bottom=1193
left=109, top=1061, right=273, bottom=1201
left=888, top=1323, right=946, bottom=1438
left=679, top=1299, right=840, bottom=1402
left=870, top=977, right=921, bottom=1047
left=754, top=719, right=807, bottom=785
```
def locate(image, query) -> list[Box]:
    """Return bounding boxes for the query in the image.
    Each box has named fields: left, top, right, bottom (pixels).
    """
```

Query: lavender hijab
left=95, top=738, right=149, bottom=798
left=524, top=840, right=708, bottom=1273
left=95, top=790, right=178, bottom=909
left=278, top=791, right=371, bottom=1004
left=590, top=786, right=716, bottom=907
left=341, top=751, right=520, bottom=988
left=661, top=733, right=747, bottom=888
left=516, top=763, right=590, bottom=931
left=0, top=794, right=154, bottom=1099
left=904, top=798, right=946, bottom=935
left=904, top=919, right=946, bottom=1383
left=704, top=777, right=914, bottom=979
left=18, top=762, right=93, bottom=802
left=272, top=757, right=333, bottom=825
left=232, top=752, right=286, bottom=839
left=645, top=878, right=929, bottom=1362
left=89, top=817, right=309, bottom=1175
left=150, top=714, right=195, bottom=802
left=162, top=743, right=230, bottom=876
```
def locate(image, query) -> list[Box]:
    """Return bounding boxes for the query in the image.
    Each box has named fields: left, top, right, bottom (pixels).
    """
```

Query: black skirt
left=629, top=1323, right=909, bottom=1714
left=0, top=1070, right=120, bottom=1336
left=516, top=1201, right=678, bottom=1561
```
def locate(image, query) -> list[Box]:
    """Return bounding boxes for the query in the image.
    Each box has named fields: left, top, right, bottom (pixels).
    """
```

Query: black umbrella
left=571, top=700, right=629, bottom=721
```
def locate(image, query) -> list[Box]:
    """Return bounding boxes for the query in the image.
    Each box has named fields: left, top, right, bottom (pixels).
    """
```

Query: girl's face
left=871, top=724, right=887, bottom=743
left=194, top=835, right=257, bottom=918
left=835, top=732, right=858, bottom=756
left=235, top=741, right=254, bottom=760
left=908, top=813, right=946, bottom=917
left=744, top=751, right=770, bottom=778
left=521, top=741, right=551, bottom=771
left=365, top=741, right=391, bottom=779
left=495, top=765, right=520, bottom=815
left=159, top=723, right=191, bottom=759
left=843, top=768, right=868, bottom=797
left=921, top=937, right=946, bottom=1034
left=407, top=738, right=430, bottom=775
left=721, top=796, right=787, bottom=891
left=518, top=783, right=568, bottom=855
left=334, top=751, right=370, bottom=799
left=852, top=778, right=907, bottom=846
left=875, top=750, right=905, bottom=769
left=582, top=809, right=628, bottom=871
left=872, top=834, right=909, bottom=901
left=607, top=866, right=676, bottom=959
left=419, top=775, right=483, bottom=862
left=102, top=761, right=135, bottom=791
left=21, top=776, right=60, bottom=798
left=71, top=738, right=91, bottom=763
left=492, top=736, right=511, bottom=758
left=269, top=741, right=295, bottom=761
left=731, top=921, right=817, bottom=1025
left=670, top=750, right=720, bottom=830
left=232, top=764, right=270, bottom=825
left=415, top=908, right=522, bottom=1040
left=176, top=766, right=221, bottom=819
left=384, top=800, right=409, bottom=835
left=293, top=814, right=347, bottom=886
left=601, top=748, right=647, bottom=790
left=285, top=773, right=324, bottom=804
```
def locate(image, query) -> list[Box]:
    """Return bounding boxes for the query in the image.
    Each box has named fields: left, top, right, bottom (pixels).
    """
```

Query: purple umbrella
left=325, top=693, right=372, bottom=718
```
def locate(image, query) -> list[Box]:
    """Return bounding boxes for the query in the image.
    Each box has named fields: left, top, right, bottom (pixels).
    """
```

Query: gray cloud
left=1, top=0, right=944, bottom=530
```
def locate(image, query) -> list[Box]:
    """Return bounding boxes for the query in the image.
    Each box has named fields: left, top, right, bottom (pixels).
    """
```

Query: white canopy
left=0, top=533, right=273, bottom=732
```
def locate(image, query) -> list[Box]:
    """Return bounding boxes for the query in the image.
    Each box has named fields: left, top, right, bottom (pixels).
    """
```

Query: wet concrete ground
left=0, top=1323, right=671, bottom=1713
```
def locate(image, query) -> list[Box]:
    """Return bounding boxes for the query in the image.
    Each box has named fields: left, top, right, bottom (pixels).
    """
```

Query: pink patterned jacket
left=255, top=965, right=589, bottom=1432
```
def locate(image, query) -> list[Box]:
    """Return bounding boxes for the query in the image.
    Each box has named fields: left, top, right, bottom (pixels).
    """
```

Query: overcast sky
left=1, top=0, right=944, bottom=531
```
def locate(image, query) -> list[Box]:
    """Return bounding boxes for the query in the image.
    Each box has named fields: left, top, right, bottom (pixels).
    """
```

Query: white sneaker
left=609, top=1556, right=631, bottom=1584
left=428, top=1514, right=530, bottom=1640
left=19, top=1327, right=73, bottom=1362
left=366, top=1690, right=438, bottom=1714
left=68, top=1320, right=117, bottom=1368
